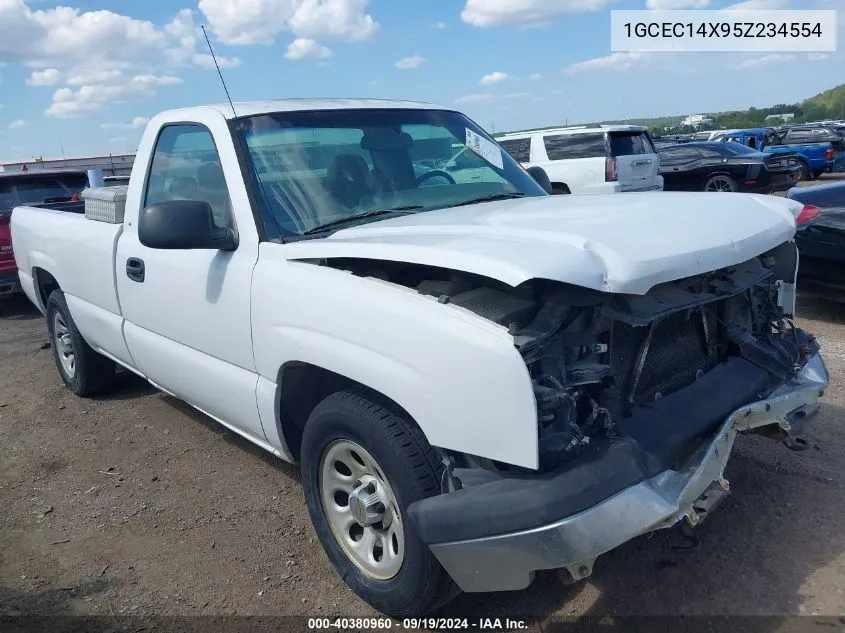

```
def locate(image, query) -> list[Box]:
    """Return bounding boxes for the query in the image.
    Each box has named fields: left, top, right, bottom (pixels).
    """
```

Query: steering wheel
left=416, top=170, right=456, bottom=186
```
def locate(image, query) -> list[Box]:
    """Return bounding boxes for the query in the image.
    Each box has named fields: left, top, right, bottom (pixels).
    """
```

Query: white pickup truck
left=11, top=99, right=829, bottom=616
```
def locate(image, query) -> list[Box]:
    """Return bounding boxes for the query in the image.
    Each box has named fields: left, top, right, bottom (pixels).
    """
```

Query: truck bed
left=11, top=204, right=124, bottom=327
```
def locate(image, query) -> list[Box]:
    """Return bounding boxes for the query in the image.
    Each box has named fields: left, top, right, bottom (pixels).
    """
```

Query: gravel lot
left=2, top=176, right=844, bottom=626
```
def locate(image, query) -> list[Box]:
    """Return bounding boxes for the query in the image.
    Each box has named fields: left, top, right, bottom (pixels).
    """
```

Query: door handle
left=126, top=257, right=145, bottom=283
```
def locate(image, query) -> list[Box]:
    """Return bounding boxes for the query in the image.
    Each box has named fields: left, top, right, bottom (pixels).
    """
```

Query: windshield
left=0, top=172, right=88, bottom=211
left=234, top=108, right=546, bottom=237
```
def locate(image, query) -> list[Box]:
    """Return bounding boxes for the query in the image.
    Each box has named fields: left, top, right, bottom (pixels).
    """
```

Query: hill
left=497, top=83, right=845, bottom=136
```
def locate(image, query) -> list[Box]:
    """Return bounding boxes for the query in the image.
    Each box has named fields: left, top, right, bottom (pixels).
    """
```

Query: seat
left=326, top=154, right=373, bottom=208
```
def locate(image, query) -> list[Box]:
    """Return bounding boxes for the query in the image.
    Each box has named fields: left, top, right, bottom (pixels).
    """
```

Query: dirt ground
left=2, top=179, right=845, bottom=627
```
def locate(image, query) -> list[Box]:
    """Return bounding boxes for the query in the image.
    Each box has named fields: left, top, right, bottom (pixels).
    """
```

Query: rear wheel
left=797, top=160, right=810, bottom=182
left=551, top=184, right=571, bottom=195
left=812, top=169, right=824, bottom=179
left=300, top=390, right=455, bottom=617
left=46, top=290, right=115, bottom=396
left=704, top=174, right=737, bottom=192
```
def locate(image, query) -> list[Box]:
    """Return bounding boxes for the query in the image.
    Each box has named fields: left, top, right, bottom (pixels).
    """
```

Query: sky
left=0, top=0, right=842, bottom=162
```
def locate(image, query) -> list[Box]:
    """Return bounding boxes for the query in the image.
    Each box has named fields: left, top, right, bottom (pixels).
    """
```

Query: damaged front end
left=386, top=240, right=829, bottom=593
left=520, top=244, right=819, bottom=473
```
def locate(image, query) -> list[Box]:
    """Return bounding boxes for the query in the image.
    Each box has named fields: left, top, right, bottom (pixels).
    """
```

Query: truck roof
left=172, top=98, right=446, bottom=120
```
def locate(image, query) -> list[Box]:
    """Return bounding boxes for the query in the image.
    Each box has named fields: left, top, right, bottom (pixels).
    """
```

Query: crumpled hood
left=284, top=192, right=802, bottom=295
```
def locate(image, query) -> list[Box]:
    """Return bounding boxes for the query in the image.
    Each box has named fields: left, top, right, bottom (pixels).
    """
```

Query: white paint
left=284, top=191, right=802, bottom=295
left=7, top=102, right=805, bottom=472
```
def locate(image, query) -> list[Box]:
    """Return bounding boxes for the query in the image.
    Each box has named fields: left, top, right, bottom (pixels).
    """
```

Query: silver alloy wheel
left=705, top=176, right=735, bottom=192
left=52, top=312, right=76, bottom=379
left=319, top=439, right=404, bottom=580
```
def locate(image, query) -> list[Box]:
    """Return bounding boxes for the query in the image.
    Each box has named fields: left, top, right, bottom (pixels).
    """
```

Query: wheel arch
left=275, top=361, right=417, bottom=462
left=32, top=267, right=61, bottom=313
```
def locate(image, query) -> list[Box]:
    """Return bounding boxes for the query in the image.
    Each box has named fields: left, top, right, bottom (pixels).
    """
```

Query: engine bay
left=323, top=245, right=818, bottom=473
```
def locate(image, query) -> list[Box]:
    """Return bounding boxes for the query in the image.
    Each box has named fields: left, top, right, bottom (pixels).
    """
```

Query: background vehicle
left=496, top=125, right=663, bottom=195
left=0, top=169, right=88, bottom=299
left=658, top=142, right=801, bottom=193
left=789, top=181, right=845, bottom=301
left=712, top=128, right=834, bottom=180
left=10, top=99, right=827, bottom=617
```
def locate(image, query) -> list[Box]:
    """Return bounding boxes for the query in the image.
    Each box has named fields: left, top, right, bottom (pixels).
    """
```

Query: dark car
left=0, top=169, right=89, bottom=299
left=658, top=141, right=801, bottom=193
left=790, top=180, right=845, bottom=301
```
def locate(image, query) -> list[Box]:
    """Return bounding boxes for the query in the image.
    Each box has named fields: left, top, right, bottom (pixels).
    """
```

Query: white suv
left=496, top=125, right=663, bottom=195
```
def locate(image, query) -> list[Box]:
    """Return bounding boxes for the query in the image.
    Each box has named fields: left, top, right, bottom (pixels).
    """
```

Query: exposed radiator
left=611, top=308, right=717, bottom=410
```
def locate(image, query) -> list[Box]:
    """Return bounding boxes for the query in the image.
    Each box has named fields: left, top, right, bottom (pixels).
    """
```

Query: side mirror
left=526, top=166, right=553, bottom=194
left=138, top=200, right=237, bottom=251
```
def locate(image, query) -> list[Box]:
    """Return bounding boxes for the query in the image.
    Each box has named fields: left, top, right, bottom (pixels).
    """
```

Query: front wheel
left=46, top=290, right=115, bottom=396
left=300, top=390, right=455, bottom=617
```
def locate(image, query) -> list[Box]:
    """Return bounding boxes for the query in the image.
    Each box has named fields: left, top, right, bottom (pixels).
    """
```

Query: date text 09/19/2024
left=307, top=617, right=529, bottom=630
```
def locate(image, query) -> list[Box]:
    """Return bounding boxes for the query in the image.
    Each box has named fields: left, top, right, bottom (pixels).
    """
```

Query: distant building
left=0, top=153, right=135, bottom=176
left=681, top=114, right=713, bottom=127
left=764, top=113, right=795, bottom=122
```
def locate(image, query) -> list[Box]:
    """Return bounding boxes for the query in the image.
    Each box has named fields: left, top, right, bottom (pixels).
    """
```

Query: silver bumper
left=431, top=353, right=829, bottom=593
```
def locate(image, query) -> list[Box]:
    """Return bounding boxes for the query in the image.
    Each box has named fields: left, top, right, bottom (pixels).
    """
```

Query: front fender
left=251, top=246, right=539, bottom=469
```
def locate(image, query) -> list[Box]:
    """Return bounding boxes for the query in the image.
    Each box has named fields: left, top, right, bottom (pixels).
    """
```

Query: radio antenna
left=201, top=25, right=237, bottom=117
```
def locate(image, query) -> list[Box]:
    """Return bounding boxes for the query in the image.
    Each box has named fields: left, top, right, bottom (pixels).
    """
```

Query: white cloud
left=737, top=53, right=795, bottom=69
left=646, top=0, right=709, bottom=8
left=66, top=69, right=124, bottom=86
left=807, top=53, right=828, bottom=61
left=9, top=119, right=25, bottom=129
left=26, top=68, right=60, bottom=86
left=109, top=136, right=127, bottom=143
left=283, top=38, right=333, bottom=60
left=394, top=54, right=425, bottom=70
left=46, top=74, right=182, bottom=118
left=454, top=92, right=530, bottom=104
left=0, top=1, right=168, bottom=71
left=192, top=53, right=242, bottom=68
left=435, top=21, right=446, bottom=29
left=461, top=0, right=612, bottom=28
left=564, top=52, right=649, bottom=75
left=479, top=71, right=509, bottom=85
left=528, top=72, right=543, bottom=80
left=2, top=4, right=221, bottom=116
left=101, top=116, right=150, bottom=129
left=198, top=0, right=378, bottom=46
left=725, top=0, right=788, bottom=8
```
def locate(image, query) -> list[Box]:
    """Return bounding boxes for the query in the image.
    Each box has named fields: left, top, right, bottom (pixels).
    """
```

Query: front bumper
left=426, top=353, right=828, bottom=593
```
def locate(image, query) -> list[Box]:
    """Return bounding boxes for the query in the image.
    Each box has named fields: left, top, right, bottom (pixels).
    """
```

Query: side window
left=786, top=130, right=813, bottom=144
left=498, top=138, right=531, bottom=163
left=144, top=124, right=232, bottom=228
left=543, top=133, right=606, bottom=161
left=659, top=147, right=701, bottom=166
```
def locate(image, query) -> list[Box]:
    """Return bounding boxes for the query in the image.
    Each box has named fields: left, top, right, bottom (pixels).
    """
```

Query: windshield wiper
left=303, top=205, right=424, bottom=235
left=452, top=192, right=526, bottom=207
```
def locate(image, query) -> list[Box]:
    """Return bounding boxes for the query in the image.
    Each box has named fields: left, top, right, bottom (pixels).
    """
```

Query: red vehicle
left=1, top=169, right=89, bottom=298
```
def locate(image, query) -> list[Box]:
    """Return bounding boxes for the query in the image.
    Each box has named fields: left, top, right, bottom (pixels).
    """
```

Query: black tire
left=551, top=184, right=571, bottom=195
left=704, top=174, right=738, bottom=192
left=46, top=290, right=116, bottom=396
left=812, top=169, right=824, bottom=180
left=300, top=390, right=455, bottom=617
left=797, top=160, right=810, bottom=182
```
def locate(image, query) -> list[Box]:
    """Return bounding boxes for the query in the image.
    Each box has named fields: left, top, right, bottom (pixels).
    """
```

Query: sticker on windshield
left=465, top=128, right=504, bottom=170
